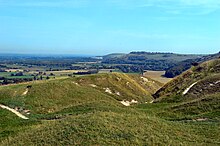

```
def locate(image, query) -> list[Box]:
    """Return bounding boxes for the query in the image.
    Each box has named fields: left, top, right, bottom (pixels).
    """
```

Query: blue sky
left=0, top=0, right=219, bottom=55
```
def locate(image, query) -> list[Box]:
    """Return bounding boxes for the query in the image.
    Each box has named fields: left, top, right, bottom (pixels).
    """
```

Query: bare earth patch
left=90, top=84, right=97, bottom=88
left=72, top=82, right=79, bottom=86
left=182, top=82, right=198, bottom=95
left=104, top=88, right=112, bottom=94
left=145, top=100, right=154, bottom=103
left=0, top=104, right=29, bottom=120
left=22, top=88, right=29, bottom=96
left=120, top=99, right=138, bottom=106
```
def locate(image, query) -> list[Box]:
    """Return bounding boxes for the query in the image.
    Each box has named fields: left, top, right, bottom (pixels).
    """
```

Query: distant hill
left=164, top=52, right=220, bottom=78
left=102, top=51, right=203, bottom=71
left=102, top=53, right=126, bottom=59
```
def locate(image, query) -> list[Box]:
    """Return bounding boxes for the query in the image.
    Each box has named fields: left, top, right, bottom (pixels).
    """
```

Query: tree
left=15, top=72, right=23, bottom=76
left=191, top=62, right=199, bottom=66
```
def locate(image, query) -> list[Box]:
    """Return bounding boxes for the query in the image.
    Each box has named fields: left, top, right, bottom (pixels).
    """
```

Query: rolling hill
left=0, top=71, right=219, bottom=145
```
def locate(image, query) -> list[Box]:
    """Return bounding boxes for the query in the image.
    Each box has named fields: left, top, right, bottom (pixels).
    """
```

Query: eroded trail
left=183, top=82, right=198, bottom=95
left=0, top=104, right=29, bottom=120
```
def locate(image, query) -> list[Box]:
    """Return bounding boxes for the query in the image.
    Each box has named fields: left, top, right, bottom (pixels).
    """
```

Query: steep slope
left=165, top=52, right=220, bottom=78
left=154, top=59, right=220, bottom=100
left=153, top=59, right=220, bottom=121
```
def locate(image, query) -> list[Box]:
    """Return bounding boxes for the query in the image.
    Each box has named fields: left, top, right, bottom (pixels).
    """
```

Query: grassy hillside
left=0, top=72, right=219, bottom=145
left=165, top=52, right=220, bottom=78
left=152, top=59, right=220, bottom=123
left=0, top=73, right=158, bottom=115
left=154, top=59, right=220, bottom=100
left=72, top=73, right=154, bottom=102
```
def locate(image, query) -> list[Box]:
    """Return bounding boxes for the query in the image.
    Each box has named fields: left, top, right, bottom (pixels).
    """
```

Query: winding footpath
left=0, top=104, right=29, bottom=120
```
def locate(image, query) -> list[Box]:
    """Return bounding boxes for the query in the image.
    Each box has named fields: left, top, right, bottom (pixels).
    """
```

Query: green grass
left=0, top=72, right=34, bottom=80
left=72, top=73, right=155, bottom=101
left=0, top=73, right=219, bottom=145
left=0, top=72, right=15, bottom=77
left=6, top=75, right=34, bottom=79
left=154, top=59, right=220, bottom=100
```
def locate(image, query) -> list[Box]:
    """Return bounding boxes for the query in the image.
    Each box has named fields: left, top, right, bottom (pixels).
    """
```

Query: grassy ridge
left=154, top=59, right=220, bottom=101
left=72, top=73, right=158, bottom=101
left=150, top=59, right=220, bottom=125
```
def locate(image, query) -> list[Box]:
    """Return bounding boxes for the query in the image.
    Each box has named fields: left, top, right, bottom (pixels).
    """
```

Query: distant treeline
left=101, top=51, right=200, bottom=71
left=0, top=78, right=34, bottom=85
left=0, top=72, right=52, bottom=85
left=129, top=51, right=174, bottom=55
left=0, top=76, right=51, bottom=85
left=73, top=70, right=99, bottom=75
left=0, top=56, right=100, bottom=68
left=102, top=59, right=175, bottom=71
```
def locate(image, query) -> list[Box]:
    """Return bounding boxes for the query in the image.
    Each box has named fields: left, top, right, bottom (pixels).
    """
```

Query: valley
left=1, top=0, right=220, bottom=145
left=0, top=58, right=219, bottom=145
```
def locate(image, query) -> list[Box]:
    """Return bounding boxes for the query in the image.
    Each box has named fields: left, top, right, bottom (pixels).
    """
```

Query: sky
left=0, top=0, right=220, bottom=55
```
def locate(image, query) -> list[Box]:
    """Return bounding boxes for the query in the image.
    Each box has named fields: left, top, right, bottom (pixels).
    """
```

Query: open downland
left=0, top=73, right=219, bottom=145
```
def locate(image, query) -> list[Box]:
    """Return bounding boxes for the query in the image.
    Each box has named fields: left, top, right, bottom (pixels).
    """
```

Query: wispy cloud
left=156, top=0, right=220, bottom=15
left=1, top=0, right=220, bottom=15
left=106, top=29, right=219, bottom=41
left=0, top=0, right=89, bottom=8
left=107, top=0, right=220, bottom=15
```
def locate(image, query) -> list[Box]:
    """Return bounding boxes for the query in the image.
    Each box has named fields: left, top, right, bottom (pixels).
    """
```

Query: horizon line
left=0, top=51, right=219, bottom=57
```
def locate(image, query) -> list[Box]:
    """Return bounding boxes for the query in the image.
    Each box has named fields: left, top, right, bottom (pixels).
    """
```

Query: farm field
left=143, top=70, right=172, bottom=84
